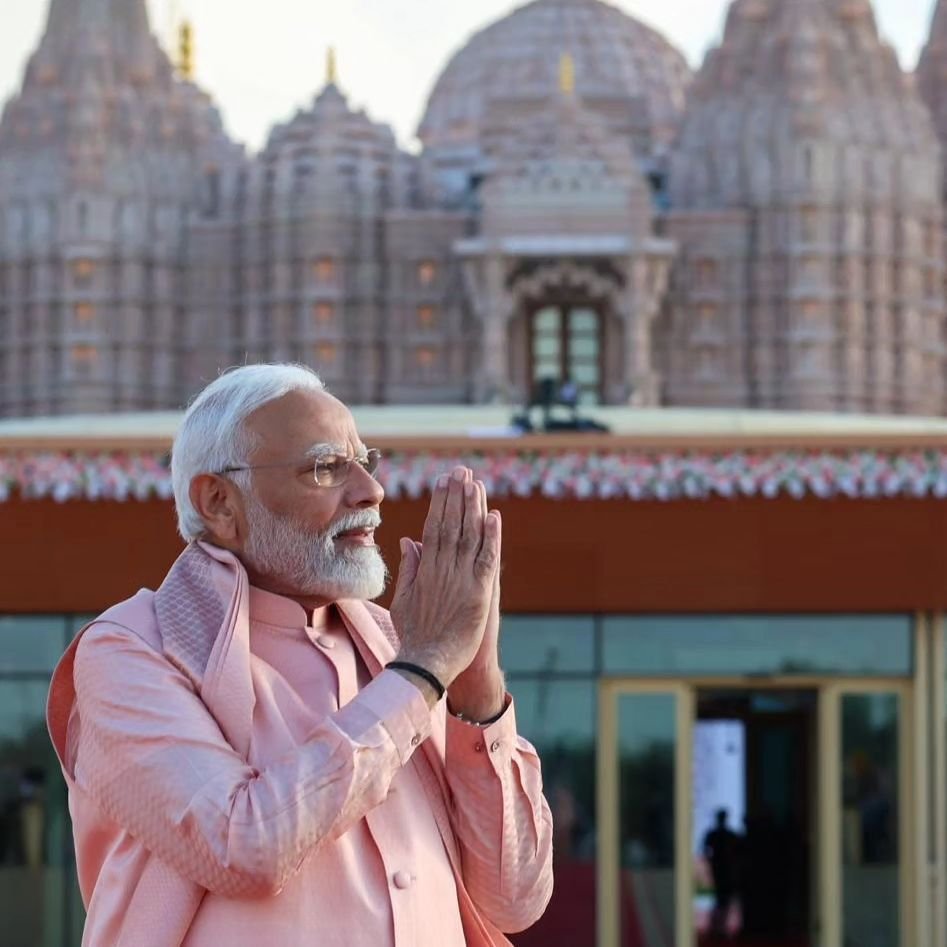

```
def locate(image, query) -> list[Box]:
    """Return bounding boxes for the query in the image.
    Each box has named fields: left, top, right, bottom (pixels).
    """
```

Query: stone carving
left=1, top=0, right=946, bottom=416
left=665, top=0, right=944, bottom=414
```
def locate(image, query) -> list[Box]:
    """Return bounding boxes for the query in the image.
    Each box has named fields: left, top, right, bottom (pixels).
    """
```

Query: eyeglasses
left=218, top=448, right=382, bottom=488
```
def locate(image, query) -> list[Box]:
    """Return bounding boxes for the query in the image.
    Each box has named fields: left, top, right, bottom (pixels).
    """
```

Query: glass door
left=819, top=682, right=913, bottom=947
left=598, top=681, right=694, bottom=947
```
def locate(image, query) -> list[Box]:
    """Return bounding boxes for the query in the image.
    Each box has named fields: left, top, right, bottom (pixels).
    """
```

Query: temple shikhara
left=4, top=0, right=947, bottom=417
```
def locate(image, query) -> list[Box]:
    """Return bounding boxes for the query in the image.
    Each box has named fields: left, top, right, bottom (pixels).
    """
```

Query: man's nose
left=346, top=462, right=385, bottom=508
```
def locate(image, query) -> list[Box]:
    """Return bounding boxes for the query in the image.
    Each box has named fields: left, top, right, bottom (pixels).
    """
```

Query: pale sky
left=0, top=0, right=940, bottom=153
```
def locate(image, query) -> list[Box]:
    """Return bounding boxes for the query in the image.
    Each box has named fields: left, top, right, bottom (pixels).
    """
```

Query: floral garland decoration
left=4, top=449, right=947, bottom=503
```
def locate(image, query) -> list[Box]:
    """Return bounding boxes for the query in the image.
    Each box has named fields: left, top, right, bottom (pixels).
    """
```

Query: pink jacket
left=47, top=542, right=553, bottom=945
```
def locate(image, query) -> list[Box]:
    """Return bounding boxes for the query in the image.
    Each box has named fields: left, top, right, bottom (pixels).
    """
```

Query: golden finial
left=327, top=46, right=338, bottom=86
left=178, top=19, right=194, bottom=81
left=559, top=52, right=575, bottom=97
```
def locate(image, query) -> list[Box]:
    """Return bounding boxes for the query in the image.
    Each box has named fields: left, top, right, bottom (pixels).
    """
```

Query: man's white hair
left=172, top=363, right=326, bottom=542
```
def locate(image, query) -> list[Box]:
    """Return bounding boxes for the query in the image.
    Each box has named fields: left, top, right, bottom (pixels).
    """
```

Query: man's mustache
left=326, top=510, right=382, bottom=539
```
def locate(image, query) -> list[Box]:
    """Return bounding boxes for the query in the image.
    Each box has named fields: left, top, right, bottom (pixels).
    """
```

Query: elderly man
left=47, top=364, right=553, bottom=946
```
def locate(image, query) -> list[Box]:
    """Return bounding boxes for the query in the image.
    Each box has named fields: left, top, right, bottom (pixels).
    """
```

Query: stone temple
left=3, top=0, right=947, bottom=416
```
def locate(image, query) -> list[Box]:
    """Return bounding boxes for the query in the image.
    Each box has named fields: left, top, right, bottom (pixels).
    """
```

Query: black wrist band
left=386, top=661, right=446, bottom=700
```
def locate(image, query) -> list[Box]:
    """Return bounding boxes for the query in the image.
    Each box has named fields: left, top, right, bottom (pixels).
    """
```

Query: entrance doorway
left=694, top=689, right=816, bottom=947
left=529, top=304, right=603, bottom=406
left=598, top=677, right=912, bottom=947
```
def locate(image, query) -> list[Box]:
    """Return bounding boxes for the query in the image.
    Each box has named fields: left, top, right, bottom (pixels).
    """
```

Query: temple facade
left=2, top=0, right=947, bottom=416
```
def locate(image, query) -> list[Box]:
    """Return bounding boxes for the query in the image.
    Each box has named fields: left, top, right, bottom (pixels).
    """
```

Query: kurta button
left=490, top=740, right=501, bottom=753
left=474, top=742, right=484, bottom=753
left=316, top=635, right=335, bottom=649
left=393, top=870, right=413, bottom=889
left=410, top=734, right=421, bottom=746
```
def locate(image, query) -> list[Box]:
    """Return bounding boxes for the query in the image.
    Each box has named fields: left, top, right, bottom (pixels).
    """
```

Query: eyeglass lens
left=314, top=449, right=381, bottom=486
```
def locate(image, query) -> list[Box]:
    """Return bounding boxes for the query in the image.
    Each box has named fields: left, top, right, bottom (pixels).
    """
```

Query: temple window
left=314, top=258, right=336, bottom=283
left=925, top=268, right=938, bottom=299
left=72, top=260, right=96, bottom=286
left=801, top=209, right=818, bottom=243
left=799, top=257, right=821, bottom=285
left=204, top=166, right=221, bottom=217
left=924, top=222, right=937, bottom=259
left=802, top=144, right=815, bottom=183
left=314, top=302, right=335, bottom=325
left=314, top=343, right=337, bottom=365
left=416, top=347, right=436, bottom=368
left=417, top=261, right=437, bottom=287
left=696, top=259, right=718, bottom=288
left=74, top=303, right=95, bottom=326
left=70, top=344, right=98, bottom=375
left=417, top=305, right=437, bottom=328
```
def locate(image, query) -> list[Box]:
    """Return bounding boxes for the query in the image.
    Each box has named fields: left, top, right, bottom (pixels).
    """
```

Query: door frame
left=597, top=679, right=694, bottom=947
left=526, top=301, right=606, bottom=405
left=819, top=679, right=915, bottom=947
left=597, top=675, right=917, bottom=947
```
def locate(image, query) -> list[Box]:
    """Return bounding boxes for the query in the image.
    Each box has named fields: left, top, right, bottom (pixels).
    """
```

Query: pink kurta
left=47, top=543, right=553, bottom=946
left=181, top=587, right=466, bottom=945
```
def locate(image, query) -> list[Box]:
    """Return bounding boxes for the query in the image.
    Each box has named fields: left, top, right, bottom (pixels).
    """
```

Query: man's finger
left=490, top=509, right=502, bottom=592
left=493, top=509, right=502, bottom=575
left=440, top=467, right=469, bottom=564
left=475, top=510, right=501, bottom=581
left=478, top=481, right=490, bottom=564
left=421, top=472, right=450, bottom=551
left=390, top=537, right=422, bottom=609
left=459, top=477, right=484, bottom=562
left=477, top=479, right=487, bottom=520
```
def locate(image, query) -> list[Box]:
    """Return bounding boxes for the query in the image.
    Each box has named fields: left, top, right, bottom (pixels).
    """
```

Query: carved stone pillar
left=625, top=254, right=670, bottom=406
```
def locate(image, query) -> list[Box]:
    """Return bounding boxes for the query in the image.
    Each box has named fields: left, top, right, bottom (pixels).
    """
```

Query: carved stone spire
left=0, top=0, right=240, bottom=417
left=663, top=0, right=944, bottom=415
left=32, top=0, right=162, bottom=88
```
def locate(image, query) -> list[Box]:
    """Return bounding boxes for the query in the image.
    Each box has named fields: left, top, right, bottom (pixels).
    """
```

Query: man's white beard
left=242, top=495, right=387, bottom=601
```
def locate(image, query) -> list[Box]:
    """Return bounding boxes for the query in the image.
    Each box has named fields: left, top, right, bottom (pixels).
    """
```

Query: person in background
left=703, top=808, right=740, bottom=939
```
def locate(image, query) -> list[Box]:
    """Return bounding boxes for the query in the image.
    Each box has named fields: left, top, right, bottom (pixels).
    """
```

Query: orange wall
left=2, top=495, right=947, bottom=614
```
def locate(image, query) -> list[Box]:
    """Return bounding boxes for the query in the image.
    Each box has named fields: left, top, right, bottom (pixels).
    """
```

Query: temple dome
left=417, top=0, right=690, bottom=168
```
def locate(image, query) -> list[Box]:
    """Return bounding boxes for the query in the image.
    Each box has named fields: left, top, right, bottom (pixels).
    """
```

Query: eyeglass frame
left=216, top=446, right=382, bottom=488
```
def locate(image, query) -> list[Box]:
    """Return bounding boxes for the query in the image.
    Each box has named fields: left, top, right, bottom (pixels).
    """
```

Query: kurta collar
left=248, top=584, right=331, bottom=631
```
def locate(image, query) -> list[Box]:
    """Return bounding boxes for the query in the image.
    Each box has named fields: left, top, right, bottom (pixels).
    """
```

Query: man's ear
left=189, top=474, right=242, bottom=546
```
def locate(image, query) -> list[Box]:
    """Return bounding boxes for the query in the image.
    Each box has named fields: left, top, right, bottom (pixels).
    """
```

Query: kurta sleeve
left=71, top=621, right=432, bottom=899
left=443, top=696, right=554, bottom=933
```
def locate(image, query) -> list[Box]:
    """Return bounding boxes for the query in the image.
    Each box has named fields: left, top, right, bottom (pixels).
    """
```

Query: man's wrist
left=448, top=695, right=508, bottom=727
left=447, top=666, right=506, bottom=723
